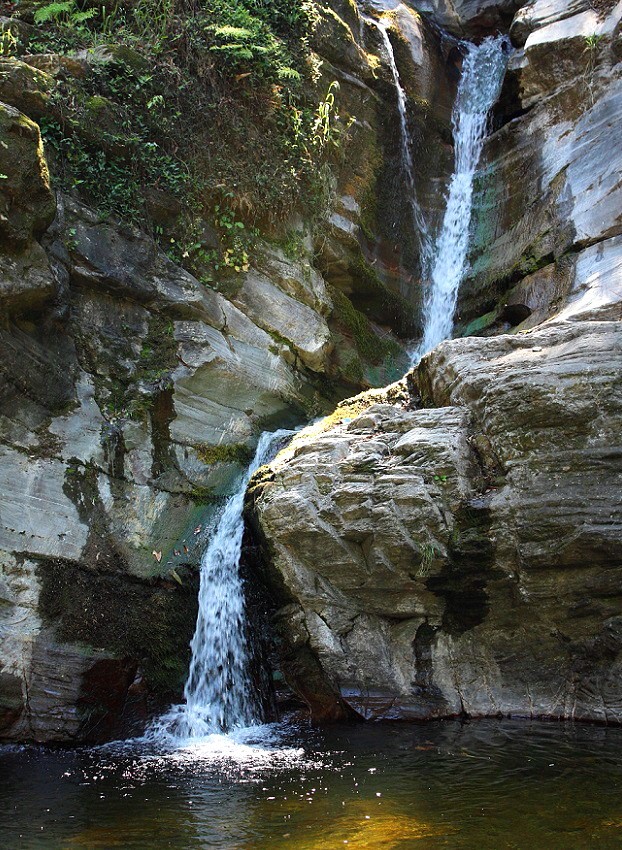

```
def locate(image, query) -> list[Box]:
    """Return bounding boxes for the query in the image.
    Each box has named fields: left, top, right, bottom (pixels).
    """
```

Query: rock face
left=1, top=0, right=621, bottom=741
left=246, top=0, right=622, bottom=726
left=459, top=0, right=622, bottom=334
left=0, top=0, right=459, bottom=741
left=412, top=0, right=527, bottom=36
left=249, top=317, right=622, bottom=722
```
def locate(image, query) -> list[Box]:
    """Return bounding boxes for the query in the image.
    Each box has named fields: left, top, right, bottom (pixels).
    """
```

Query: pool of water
left=2, top=719, right=622, bottom=849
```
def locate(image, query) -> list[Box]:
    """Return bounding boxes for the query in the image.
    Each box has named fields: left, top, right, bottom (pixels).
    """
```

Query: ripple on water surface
left=1, top=720, right=622, bottom=849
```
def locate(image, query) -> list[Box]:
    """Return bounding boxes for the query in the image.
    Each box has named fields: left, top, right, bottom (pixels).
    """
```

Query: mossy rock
left=194, top=442, right=253, bottom=466
left=0, top=101, right=55, bottom=246
left=0, top=58, right=52, bottom=120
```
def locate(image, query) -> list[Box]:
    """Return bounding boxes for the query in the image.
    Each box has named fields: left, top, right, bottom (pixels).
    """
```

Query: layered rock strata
left=0, top=1, right=457, bottom=741
left=249, top=317, right=622, bottom=722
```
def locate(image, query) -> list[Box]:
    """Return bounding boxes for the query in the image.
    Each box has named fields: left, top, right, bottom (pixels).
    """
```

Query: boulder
left=249, top=319, right=622, bottom=723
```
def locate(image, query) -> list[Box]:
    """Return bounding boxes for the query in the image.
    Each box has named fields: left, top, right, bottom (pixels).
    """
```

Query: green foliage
left=39, top=109, right=187, bottom=223
left=417, top=542, right=438, bottom=578
left=22, top=0, right=350, bottom=273
left=583, top=33, right=604, bottom=52
left=0, top=27, right=18, bottom=56
left=33, top=1, right=97, bottom=26
left=311, top=81, right=340, bottom=151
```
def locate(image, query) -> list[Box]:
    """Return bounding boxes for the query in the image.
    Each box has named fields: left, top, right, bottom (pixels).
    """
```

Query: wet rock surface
left=459, top=0, right=622, bottom=334
left=249, top=317, right=622, bottom=722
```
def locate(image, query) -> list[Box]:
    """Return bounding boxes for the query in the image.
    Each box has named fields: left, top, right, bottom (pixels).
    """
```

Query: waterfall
left=366, top=13, right=433, bottom=269
left=414, top=36, right=510, bottom=360
left=153, top=429, right=291, bottom=741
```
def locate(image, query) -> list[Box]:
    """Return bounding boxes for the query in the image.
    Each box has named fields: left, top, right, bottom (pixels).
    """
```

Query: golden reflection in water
left=266, top=800, right=455, bottom=849
left=63, top=829, right=127, bottom=848
left=61, top=813, right=198, bottom=850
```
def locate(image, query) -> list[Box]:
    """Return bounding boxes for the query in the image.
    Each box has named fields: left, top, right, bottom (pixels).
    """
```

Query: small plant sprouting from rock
left=583, top=33, right=604, bottom=104
left=0, top=26, right=17, bottom=56
left=584, top=33, right=604, bottom=53
left=417, top=543, right=438, bottom=578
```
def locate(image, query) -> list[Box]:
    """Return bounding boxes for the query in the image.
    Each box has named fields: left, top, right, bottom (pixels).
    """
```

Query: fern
left=277, top=66, right=301, bottom=81
left=72, top=9, right=98, bottom=23
left=210, top=45, right=255, bottom=60
left=34, top=1, right=74, bottom=24
left=207, top=25, right=253, bottom=39
left=34, top=1, right=97, bottom=26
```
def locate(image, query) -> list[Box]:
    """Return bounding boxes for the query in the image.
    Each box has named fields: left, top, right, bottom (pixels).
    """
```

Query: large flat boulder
left=249, top=319, right=622, bottom=723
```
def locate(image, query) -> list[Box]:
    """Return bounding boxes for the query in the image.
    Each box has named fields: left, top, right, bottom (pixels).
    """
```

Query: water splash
left=152, top=430, right=292, bottom=741
left=365, top=12, right=433, bottom=269
left=414, top=36, right=510, bottom=361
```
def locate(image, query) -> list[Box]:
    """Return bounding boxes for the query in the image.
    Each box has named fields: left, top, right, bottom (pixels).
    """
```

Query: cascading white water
left=154, top=430, right=292, bottom=741
left=366, top=13, right=433, bottom=269
left=148, top=28, right=509, bottom=751
left=414, top=36, right=510, bottom=360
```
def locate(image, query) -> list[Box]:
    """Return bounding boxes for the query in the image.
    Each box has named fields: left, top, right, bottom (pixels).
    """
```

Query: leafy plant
left=417, top=543, right=438, bottom=578
left=0, top=27, right=18, bottom=56
left=311, top=81, right=339, bottom=150
left=583, top=32, right=604, bottom=104
left=583, top=33, right=603, bottom=52
left=33, top=1, right=97, bottom=26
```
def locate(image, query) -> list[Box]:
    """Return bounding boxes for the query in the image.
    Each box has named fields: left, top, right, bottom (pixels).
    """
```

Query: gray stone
left=250, top=320, right=622, bottom=723
left=461, top=0, right=622, bottom=329
left=234, top=270, right=333, bottom=372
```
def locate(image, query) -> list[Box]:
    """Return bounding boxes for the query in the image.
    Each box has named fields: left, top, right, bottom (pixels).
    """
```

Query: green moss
left=459, top=308, right=501, bottom=338
left=265, top=327, right=296, bottom=352
left=359, top=184, right=379, bottom=242
left=188, top=486, right=226, bottom=506
left=86, top=315, right=178, bottom=422
left=340, top=351, right=364, bottom=385
left=288, top=377, right=410, bottom=443
left=330, top=286, right=403, bottom=365
left=37, top=556, right=200, bottom=695
left=348, top=255, right=418, bottom=337
left=279, top=229, right=307, bottom=261
left=85, top=94, right=108, bottom=113
left=195, top=442, right=253, bottom=466
left=137, top=316, right=178, bottom=384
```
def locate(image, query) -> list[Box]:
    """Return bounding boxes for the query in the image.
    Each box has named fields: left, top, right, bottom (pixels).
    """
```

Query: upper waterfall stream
left=415, top=35, right=510, bottom=360
left=364, top=12, right=433, bottom=269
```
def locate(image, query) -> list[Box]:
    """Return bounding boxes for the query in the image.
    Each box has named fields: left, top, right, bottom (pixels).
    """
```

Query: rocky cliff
left=460, top=0, right=622, bottom=333
left=248, top=0, right=622, bottom=724
left=1, top=0, right=621, bottom=740
left=249, top=317, right=622, bottom=722
left=0, top=0, right=460, bottom=741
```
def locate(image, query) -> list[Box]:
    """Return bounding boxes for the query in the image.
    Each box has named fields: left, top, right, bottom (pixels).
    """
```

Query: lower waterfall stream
left=151, top=429, right=293, bottom=742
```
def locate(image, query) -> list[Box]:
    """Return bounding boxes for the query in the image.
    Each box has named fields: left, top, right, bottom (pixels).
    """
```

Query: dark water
left=2, top=720, right=622, bottom=849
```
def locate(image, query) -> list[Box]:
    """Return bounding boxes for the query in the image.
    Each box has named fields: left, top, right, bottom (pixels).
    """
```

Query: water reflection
left=1, top=720, right=622, bottom=849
